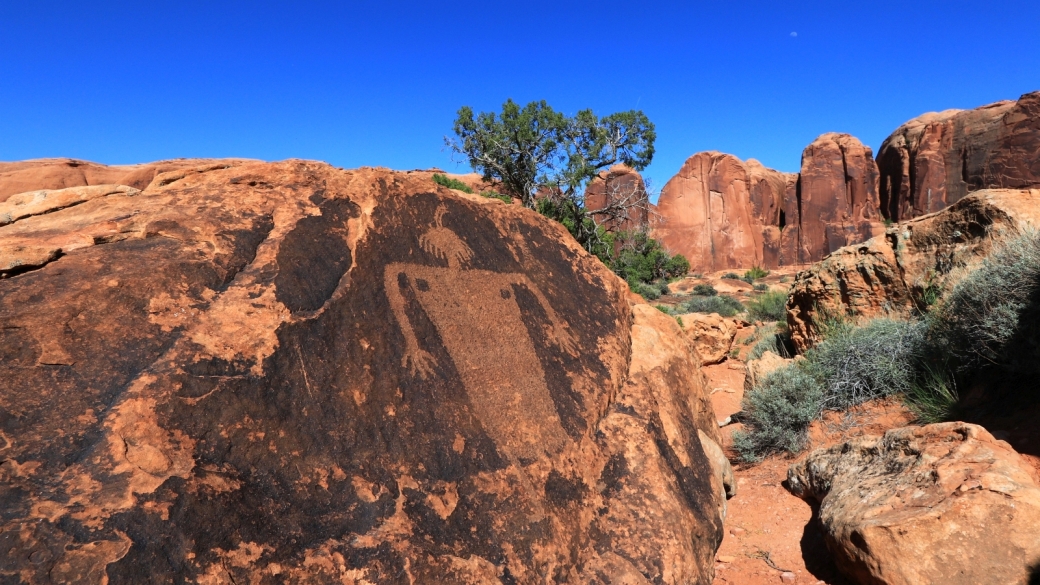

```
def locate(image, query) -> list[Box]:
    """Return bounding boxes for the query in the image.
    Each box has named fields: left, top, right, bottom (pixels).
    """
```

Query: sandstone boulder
left=743, top=350, right=792, bottom=393
left=786, top=188, right=1040, bottom=349
left=877, top=91, right=1040, bottom=221
left=788, top=423, right=1040, bottom=585
left=0, top=160, right=725, bottom=583
left=584, top=164, right=650, bottom=233
left=676, top=312, right=737, bottom=365
left=796, top=133, right=886, bottom=262
left=652, top=152, right=794, bottom=273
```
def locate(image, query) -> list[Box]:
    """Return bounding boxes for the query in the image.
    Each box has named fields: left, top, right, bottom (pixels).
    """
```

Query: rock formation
left=0, top=159, right=727, bottom=583
left=786, top=188, right=1040, bottom=350
left=743, top=351, right=793, bottom=393
left=797, top=133, right=886, bottom=261
left=877, top=91, right=1040, bottom=221
left=584, top=164, right=650, bottom=233
left=0, top=158, right=253, bottom=202
left=652, top=152, right=794, bottom=273
left=788, top=422, right=1040, bottom=585
left=676, top=312, right=737, bottom=365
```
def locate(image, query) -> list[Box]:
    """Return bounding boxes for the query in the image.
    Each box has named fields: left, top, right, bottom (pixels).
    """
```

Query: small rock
left=780, top=571, right=796, bottom=583
left=716, top=555, right=736, bottom=563
left=730, top=527, right=746, bottom=536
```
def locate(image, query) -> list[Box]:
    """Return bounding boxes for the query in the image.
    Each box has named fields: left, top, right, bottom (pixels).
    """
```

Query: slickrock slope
left=877, top=91, right=1040, bottom=221
left=797, top=133, right=886, bottom=261
left=788, top=423, right=1040, bottom=585
left=584, top=164, right=650, bottom=232
left=652, top=152, right=795, bottom=273
left=0, top=159, right=727, bottom=584
left=786, top=188, right=1040, bottom=350
left=0, top=158, right=255, bottom=202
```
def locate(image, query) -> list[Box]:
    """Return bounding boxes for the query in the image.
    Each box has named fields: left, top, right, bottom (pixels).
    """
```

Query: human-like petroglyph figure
left=384, top=205, right=577, bottom=460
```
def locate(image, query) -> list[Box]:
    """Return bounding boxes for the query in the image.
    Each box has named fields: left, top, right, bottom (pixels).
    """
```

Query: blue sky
left=2, top=1, right=1038, bottom=193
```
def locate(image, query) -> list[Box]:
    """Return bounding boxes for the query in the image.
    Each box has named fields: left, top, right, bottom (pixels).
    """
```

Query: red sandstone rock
left=0, top=158, right=254, bottom=202
left=652, top=152, right=794, bottom=273
left=797, top=133, right=886, bottom=261
left=0, top=159, right=725, bottom=583
left=584, top=164, right=650, bottom=232
left=788, top=423, right=1040, bottom=585
left=786, top=188, right=1040, bottom=350
left=877, top=91, right=1040, bottom=221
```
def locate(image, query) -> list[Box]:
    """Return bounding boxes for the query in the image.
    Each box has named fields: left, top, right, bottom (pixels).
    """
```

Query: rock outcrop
left=877, top=91, right=1040, bottom=221
left=676, top=312, right=737, bottom=365
left=743, top=351, right=793, bottom=393
left=797, top=133, right=886, bottom=262
left=584, top=164, right=650, bottom=233
left=788, top=423, right=1040, bottom=585
left=0, top=159, right=726, bottom=583
left=652, top=152, right=795, bottom=273
left=786, top=188, right=1040, bottom=349
left=0, top=158, right=252, bottom=202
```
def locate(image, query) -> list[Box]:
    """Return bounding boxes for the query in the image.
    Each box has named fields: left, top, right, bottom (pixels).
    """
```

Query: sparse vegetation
left=904, top=363, right=959, bottom=423
left=744, top=265, right=769, bottom=281
left=481, top=190, right=511, bottom=203
left=432, top=173, right=474, bottom=193
left=722, top=272, right=740, bottom=280
left=746, top=291, right=788, bottom=322
left=733, top=364, right=824, bottom=461
left=676, top=295, right=744, bottom=317
left=692, top=283, right=717, bottom=296
left=753, top=283, right=769, bottom=292
left=748, top=326, right=795, bottom=360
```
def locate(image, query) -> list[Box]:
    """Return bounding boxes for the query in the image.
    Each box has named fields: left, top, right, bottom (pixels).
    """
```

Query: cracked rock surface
left=0, top=159, right=727, bottom=584
left=788, top=422, right=1040, bottom=585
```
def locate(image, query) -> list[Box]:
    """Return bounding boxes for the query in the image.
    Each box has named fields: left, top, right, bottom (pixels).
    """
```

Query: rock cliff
left=877, top=91, right=1040, bottom=221
left=0, top=159, right=727, bottom=583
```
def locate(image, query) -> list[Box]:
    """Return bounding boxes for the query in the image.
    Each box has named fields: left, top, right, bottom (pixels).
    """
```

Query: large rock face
left=0, top=158, right=252, bottom=202
left=788, top=423, right=1040, bottom=585
left=0, top=160, right=726, bottom=583
left=877, top=91, right=1040, bottom=221
left=796, top=133, right=886, bottom=262
left=584, top=164, right=650, bottom=233
left=786, top=188, right=1040, bottom=350
left=652, top=152, right=794, bottom=273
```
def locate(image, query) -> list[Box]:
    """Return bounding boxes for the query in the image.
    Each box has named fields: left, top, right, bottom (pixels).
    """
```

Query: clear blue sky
left=2, top=1, right=1038, bottom=193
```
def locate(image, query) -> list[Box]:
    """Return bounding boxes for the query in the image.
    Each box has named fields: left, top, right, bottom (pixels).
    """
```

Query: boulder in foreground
left=0, top=160, right=726, bottom=583
left=788, top=422, right=1040, bottom=585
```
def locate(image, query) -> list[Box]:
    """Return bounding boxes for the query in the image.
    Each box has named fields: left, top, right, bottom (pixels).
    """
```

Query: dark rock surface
left=0, top=160, right=726, bottom=583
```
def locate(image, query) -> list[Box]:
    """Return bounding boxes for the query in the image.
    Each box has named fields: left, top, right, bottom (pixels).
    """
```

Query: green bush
left=745, top=265, right=769, bottom=281
left=432, top=173, right=474, bottom=193
left=733, top=363, right=825, bottom=461
left=904, top=363, right=959, bottom=423
left=481, top=190, right=511, bottom=203
left=722, top=272, right=740, bottom=280
left=746, top=291, right=788, bottom=322
left=678, top=295, right=744, bottom=317
left=753, top=283, right=768, bottom=292
left=630, top=281, right=661, bottom=300
left=610, top=230, right=688, bottom=286
left=692, top=283, right=717, bottom=296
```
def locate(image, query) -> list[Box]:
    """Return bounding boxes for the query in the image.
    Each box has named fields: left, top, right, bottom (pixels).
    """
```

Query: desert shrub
left=678, top=294, right=744, bottom=317
left=737, top=317, right=925, bottom=461
left=610, top=231, right=689, bottom=286
left=630, top=281, right=661, bottom=300
left=746, top=291, right=788, bottom=322
left=432, top=173, right=474, bottom=193
left=692, top=283, right=717, bottom=296
left=753, top=283, right=769, bottom=292
left=481, top=190, right=511, bottom=203
left=904, top=363, right=959, bottom=423
left=779, top=276, right=788, bottom=283
left=676, top=316, right=684, bottom=329
left=745, top=265, right=769, bottom=281
left=733, top=363, right=825, bottom=461
left=722, top=272, right=740, bottom=280
left=748, top=329, right=795, bottom=361
left=927, top=228, right=1040, bottom=376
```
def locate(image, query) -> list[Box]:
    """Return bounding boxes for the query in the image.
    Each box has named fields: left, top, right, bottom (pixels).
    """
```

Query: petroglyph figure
left=384, top=205, right=577, bottom=460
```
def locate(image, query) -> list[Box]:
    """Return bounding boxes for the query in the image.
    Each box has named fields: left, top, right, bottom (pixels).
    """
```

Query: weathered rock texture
left=786, top=188, right=1040, bottom=349
left=0, top=159, right=726, bottom=583
left=0, top=158, right=253, bottom=202
left=584, top=164, right=650, bottom=233
left=797, top=133, right=886, bottom=263
left=877, top=91, right=1040, bottom=221
left=676, top=312, right=737, bottom=366
left=743, top=351, right=793, bottom=393
left=788, top=423, right=1040, bottom=585
left=652, top=152, right=795, bottom=273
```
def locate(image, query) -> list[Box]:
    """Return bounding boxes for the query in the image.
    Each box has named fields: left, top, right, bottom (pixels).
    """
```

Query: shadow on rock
left=798, top=499, right=852, bottom=585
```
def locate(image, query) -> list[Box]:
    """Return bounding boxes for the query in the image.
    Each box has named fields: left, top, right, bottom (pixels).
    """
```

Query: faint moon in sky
left=790, top=31, right=798, bottom=37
